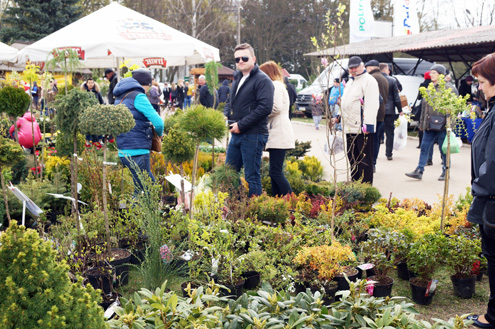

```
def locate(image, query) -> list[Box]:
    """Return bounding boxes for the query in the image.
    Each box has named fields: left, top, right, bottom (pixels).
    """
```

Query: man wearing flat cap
left=332, top=56, right=380, bottom=184
left=104, top=68, right=118, bottom=104
left=113, top=68, right=164, bottom=194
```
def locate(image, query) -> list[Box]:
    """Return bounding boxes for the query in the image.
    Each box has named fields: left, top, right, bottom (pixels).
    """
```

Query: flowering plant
left=160, top=244, right=173, bottom=264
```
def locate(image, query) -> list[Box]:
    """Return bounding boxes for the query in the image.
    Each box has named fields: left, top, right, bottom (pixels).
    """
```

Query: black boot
left=405, top=169, right=423, bottom=180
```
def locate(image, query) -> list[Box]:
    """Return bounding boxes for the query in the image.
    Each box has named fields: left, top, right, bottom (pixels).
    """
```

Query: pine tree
left=0, top=0, right=82, bottom=43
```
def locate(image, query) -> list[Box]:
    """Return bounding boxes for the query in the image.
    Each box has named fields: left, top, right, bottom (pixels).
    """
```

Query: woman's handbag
left=428, top=115, right=446, bottom=131
left=483, top=199, right=495, bottom=239
left=151, top=126, right=162, bottom=152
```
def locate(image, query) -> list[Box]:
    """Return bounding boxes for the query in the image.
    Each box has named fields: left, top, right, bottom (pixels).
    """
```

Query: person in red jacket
left=9, top=112, right=42, bottom=149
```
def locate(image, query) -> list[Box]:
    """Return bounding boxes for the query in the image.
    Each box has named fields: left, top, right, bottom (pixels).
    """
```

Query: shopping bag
left=393, top=115, right=408, bottom=150
left=442, top=131, right=460, bottom=154
left=324, top=135, right=345, bottom=155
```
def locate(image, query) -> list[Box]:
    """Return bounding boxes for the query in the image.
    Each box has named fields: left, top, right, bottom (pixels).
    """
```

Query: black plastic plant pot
left=451, top=274, right=476, bottom=299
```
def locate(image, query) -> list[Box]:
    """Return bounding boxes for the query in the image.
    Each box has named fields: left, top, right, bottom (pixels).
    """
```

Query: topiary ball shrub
left=0, top=86, right=30, bottom=118
left=79, top=104, right=135, bottom=137
left=0, top=223, right=107, bottom=328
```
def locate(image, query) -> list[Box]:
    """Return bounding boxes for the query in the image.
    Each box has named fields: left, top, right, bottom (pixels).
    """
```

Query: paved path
left=290, top=121, right=472, bottom=205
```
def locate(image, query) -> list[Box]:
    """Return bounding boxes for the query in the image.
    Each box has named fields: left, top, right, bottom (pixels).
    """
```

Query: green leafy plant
left=162, top=123, right=195, bottom=208
left=286, top=140, right=311, bottom=159
left=46, top=48, right=83, bottom=94
left=0, top=223, right=106, bottom=328
left=108, top=279, right=472, bottom=329
left=247, top=193, right=290, bottom=224
left=419, top=76, right=471, bottom=232
left=0, top=85, right=30, bottom=143
left=179, top=105, right=227, bottom=218
left=407, top=233, right=448, bottom=283
left=445, top=234, right=482, bottom=278
left=79, top=104, right=135, bottom=252
left=300, top=155, right=324, bottom=182
left=360, top=228, right=396, bottom=278
left=0, top=136, right=24, bottom=222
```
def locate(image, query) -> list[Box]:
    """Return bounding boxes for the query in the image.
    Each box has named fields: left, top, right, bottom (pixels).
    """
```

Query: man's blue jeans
left=226, top=133, right=268, bottom=197
left=416, top=130, right=447, bottom=172
left=120, top=153, right=155, bottom=195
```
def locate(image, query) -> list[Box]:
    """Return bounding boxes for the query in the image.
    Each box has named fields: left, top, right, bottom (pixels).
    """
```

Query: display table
left=455, top=117, right=482, bottom=142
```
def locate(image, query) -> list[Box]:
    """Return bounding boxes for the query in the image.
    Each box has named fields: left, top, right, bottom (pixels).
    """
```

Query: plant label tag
left=357, top=263, right=374, bottom=270
left=425, top=279, right=438, bottom=296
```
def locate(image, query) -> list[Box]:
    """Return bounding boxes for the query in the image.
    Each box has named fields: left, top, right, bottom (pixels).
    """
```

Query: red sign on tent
left=143, top=57, right=167, bottom=68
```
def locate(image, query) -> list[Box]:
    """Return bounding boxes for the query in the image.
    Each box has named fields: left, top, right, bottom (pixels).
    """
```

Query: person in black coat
left=81, top=78, right=104, bottom=142
left=162, top=83, right=171, bottom=107
left=104, top=69, right=118, bottom=104
left=198, top=75, right=217, bottom=108
left=380, top=63, right=403, bottom=161
left=466, top=52, right=495, bottom=329
left=223, top=43, right=274, bottom=197
left=284, top=77, right=297, bottom=119
left=218, top=79, right=230, bottom=104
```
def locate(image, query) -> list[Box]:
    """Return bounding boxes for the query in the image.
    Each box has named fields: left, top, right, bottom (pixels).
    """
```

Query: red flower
left=108, top=138, right=115, bottom=143
left=35, top=151, right=40, bottom=156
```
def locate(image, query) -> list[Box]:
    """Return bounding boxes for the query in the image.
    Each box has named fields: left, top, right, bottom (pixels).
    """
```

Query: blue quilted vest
left=115, top=90, right=152, bottom=151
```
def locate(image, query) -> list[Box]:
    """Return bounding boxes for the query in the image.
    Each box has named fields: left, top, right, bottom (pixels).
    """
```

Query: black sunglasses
left=235, top=56, right=250, bottom=63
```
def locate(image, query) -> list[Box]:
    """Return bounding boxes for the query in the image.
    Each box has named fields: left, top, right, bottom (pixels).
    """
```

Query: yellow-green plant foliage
left=179, top=105, right=227, bottom=142
left=79, top=104, right=135, bottom=137
left=420, top=76, right=471, bottom=117
left=22, top=62, right=40, bottom=86
left=0, top=223, right=107, bottom=328
left=247, top=193, right=290, bottom=224
left=55, top=88, right=97, bottom=134
left=45, top=155, right=71, bottom=179
left=301, top=155, right=323, bottom=181
left=194, top=191, right=228, bottom=224
left=0, top=85, right=30, bottom=118
left=286, top=160, right=303, bottom=176
left=369, top=204, right=441, bottom=238
left=294, top=241, right=355, bottom=281
left=162, top=123, right=195, bottom=164
left=55, top=131, right=86, bottom=157
left=0, top=136, right=24, bottom=168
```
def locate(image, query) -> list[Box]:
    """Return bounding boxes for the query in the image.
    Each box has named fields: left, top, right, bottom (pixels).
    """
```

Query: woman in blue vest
left=114, top=69, right=164, bottom=194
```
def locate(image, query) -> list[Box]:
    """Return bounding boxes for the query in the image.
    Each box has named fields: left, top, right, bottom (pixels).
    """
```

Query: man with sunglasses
left=224, top=43, right=274, bottom=197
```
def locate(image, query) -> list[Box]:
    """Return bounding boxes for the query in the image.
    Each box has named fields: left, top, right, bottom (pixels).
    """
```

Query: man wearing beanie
left=405, top=64, right=458, bottom=181
left=332, top=56, right=380, bottom=185
left=113, top=68, right=164, bottom=194
left=104, top=68, right=118, bottom=104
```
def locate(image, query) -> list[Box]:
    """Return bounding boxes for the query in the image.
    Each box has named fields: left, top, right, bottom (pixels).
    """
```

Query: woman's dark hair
left=472, top=53, right=495, bottom=85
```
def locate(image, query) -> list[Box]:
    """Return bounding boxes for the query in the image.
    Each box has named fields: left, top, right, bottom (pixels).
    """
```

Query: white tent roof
left=0, top=41, right=18, bottom=62
left=16, top=2, right=220, bottom=68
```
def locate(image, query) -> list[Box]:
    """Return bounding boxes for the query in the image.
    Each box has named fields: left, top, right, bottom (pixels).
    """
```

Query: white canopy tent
left=16, top=2, right=220, bottom=69
left=0, top=41, right=18, bottom=62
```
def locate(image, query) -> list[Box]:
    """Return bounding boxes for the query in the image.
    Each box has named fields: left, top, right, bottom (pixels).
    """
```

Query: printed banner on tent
left=393, top=0, right=420, bottom=36
left=143, top=57, right=167, bottom=68
left=349, top=0, right=375, bottom=43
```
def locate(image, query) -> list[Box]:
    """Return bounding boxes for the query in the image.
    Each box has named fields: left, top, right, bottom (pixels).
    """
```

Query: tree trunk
left=211, top=139, right=215, bottom=169
left=189, top=143, right=200, bottom=220
left=440, top=127, right=452, bottom=233
left=179, top=164, right=186, bottom=215
left=102, top=136, right=111, bottom=253
left=1, top=165, right=12, bottom=224
left=72, top=131, right=80, bottom=235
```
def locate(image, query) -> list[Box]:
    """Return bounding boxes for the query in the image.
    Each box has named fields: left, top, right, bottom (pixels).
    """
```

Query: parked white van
left=288, top=73, right=308, bottom=91
left=295, top=58, right=433, bottom=118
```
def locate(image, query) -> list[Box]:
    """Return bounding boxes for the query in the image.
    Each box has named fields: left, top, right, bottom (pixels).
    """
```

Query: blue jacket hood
left=222, top=80, right=229, bottom=86
left=113, top=77, right=145, bottom=97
